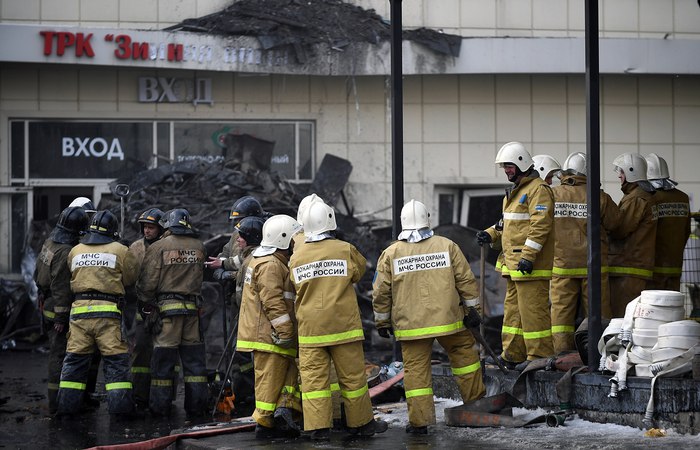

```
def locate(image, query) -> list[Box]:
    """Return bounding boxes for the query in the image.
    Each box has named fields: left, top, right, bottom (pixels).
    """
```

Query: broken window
left=171, top=120, right=314, bottom=181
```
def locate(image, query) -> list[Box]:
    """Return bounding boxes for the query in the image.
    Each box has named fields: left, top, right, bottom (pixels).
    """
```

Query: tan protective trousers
left=646, top=275, right=681, bottom=292
left=502, top=278, right=554, bottom=362
left=550, top=275, right=611, bottom=353
left=609, top=276, right=648, bottom=318
left=251, top=351, right=302, bottom=428
left=401, top=330, right=485, bottom=427
left=299, top=341, right=373, bottom=431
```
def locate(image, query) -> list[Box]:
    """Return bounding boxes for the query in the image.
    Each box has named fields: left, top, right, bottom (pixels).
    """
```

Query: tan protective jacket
left=68, top=241, right=138, bottom=320
left=372, top=235, right=479, bottom=341
left=289, top=238, right=366, bottom=348
left=136, top=231, right=206, bottom=315
left=486, top=173, right=555, bottom=280
left=219, top=231, right=244, bottom=271
left=128, top=238, right=147, bottom=273
left=35, top=240, right=73, bottom=323
left=652, top=187, right=691, bottom=276
left=233, top=245, right=256, bottom=307
left=609, top=182, right=657, bottom=279
left=551, top=175, right=621, bottom=277
left=237, top=252, right=297, bottom=357
left=68, top=241, right=137, bottom=295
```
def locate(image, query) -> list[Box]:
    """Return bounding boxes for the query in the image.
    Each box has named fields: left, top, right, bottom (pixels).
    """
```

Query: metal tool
left=479, top=245, right=486, bottom=341
left=211, top=318, right=240, bottom=417
left=469, top=325, right=509, bottom=375
left=114, top=184, right=130, bottom=236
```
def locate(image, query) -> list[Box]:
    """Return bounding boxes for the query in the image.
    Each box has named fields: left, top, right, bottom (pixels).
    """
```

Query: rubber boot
left=103, top=353, right=134, bottom=415
left=56, top=352, right=92, bottom=415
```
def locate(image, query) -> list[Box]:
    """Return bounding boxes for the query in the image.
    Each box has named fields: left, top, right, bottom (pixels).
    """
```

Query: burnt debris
left=165, top=0, right=462, bottom=61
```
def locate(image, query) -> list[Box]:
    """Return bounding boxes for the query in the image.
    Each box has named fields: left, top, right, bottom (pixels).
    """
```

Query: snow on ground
left=374, top=397, right=700, bottom=449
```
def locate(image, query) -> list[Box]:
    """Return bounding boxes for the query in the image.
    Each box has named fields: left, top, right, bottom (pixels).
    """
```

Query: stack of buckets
left=627, top=290, right=686, bottom=377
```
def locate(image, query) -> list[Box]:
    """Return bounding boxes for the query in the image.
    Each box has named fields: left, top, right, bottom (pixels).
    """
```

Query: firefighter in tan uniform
left=289, top=200, right=388, bottom=440
left=34, top=206, right=89, bottom=414
left=293, top=194, right=345, bottom=428
left=645, top=153, right=691, bottom=291
left=550, top=153, right=621, bottom=353
left=206, top=196, right=265, bottom=292
left=57, top=210, right=138, bottom=415
left=137, top=209, right=208, bottom=416
left=237, top=214, right=303, bottom=439
left=230, top=216, right=267, bottom=309
left=126, top=208, right=165, bottom=409
left=477, top=142, right=555, bottom=369
left=373, top=200, right=485, bottom=435
left=608, top=153, right=658, bottom=317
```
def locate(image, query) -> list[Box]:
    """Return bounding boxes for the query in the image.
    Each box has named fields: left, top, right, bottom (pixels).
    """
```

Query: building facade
left=1, top=0, right=700, bottom=274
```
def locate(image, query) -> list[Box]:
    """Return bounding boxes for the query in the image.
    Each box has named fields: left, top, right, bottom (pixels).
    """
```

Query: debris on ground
left=165, top=0, right=462, bottom=62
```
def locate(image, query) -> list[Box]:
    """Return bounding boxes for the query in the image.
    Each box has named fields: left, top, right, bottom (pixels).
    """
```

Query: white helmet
left=400, top=199, right=430, bottom=231
left=533, top=154, right=562, bottom=181
left=69, top=196, right=96, bottom=213
left=297, top=193, right=323, bottom=225
left=302, top=201, right=337, bottom=237
left=495, top=141, right=534, bottom=172
left=613, top=153, right=648, bottom=183
left=563, top=152, right=587, bottom=176
left=260, top=214, right=302, bottom=250
left=645, top=153, right=670, bottom=180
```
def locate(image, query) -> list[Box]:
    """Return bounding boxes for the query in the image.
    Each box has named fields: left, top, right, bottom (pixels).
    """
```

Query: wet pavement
left=0, top=349, right=243, bottom=449
left=2, top=350, right=700, bottom=450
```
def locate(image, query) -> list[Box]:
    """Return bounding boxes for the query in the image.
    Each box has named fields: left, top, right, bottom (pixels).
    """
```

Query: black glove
left=271, top=330, right=295, bottom=349
left=213, top=269, right=235, bottom=281
left=516, top=258, right=533, bottom=275
left=377, top=327, right=393, bottom=339
left=144, top=305, right=162, bottom=335
left=476, top=231, right=492, bottom=247
left=463, top=307, right=482, bottom=329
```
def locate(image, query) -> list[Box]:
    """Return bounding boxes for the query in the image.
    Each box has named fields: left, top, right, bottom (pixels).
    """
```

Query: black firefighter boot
left=56, top=352, right=92, bottom=416
left=102, top=353, right=135, bottom=415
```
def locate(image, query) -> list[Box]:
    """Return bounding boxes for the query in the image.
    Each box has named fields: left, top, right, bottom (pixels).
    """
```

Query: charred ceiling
left=165, top=0, right=461, bottom=63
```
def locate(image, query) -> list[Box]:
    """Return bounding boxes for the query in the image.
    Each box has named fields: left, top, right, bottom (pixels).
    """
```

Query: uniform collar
left=253, top=245, right=277, bottom=257
left=305, top=232, right=334, bottom=243
left=397, top=228, right=433, bottom=243
left=560, top=174, right=587, bottom=186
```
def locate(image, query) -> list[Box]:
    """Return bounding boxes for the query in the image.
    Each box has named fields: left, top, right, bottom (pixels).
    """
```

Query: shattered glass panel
left=172, top=120, right=314, bottom=180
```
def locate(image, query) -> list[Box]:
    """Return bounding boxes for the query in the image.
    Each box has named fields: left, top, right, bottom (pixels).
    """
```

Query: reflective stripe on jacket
left=289, top=238, right=366, bottom=348
left=486, top=173, right=555, bottom=280
left=237, top=251, right=297, bottom=357
left=551, top=175, right=621, bottom=277
left=372, top=235, right=479, bottom=341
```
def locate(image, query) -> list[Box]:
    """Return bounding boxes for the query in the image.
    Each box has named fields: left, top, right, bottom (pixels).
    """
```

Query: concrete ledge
left=432, top=365, right=700, bottom=434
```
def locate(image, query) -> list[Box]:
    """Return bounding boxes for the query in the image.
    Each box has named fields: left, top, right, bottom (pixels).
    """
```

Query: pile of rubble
left=100, top=160, right=301, bottom=245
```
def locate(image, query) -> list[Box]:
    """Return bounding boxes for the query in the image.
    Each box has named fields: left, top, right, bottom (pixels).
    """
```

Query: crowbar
left=469, top=324, right=509, bottom=375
